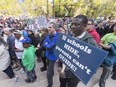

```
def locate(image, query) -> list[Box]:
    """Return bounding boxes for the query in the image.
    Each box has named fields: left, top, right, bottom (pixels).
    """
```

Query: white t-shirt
left=15, top=36, right=24, bottom=59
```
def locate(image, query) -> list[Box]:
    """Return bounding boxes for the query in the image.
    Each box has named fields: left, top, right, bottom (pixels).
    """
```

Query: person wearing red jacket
left=86, top=19, right=100, bottom=45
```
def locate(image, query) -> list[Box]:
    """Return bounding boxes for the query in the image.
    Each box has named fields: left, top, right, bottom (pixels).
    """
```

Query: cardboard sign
left=54, top=33, right=108, bottom=85
left=38, top=17, right=47, bottom=28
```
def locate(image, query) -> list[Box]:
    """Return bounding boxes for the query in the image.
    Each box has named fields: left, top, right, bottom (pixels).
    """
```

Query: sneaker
left=40, top=66, right=44, bottom=69
left=31, top=76, right=37, bottom=82
left=99, top=82, right=105, bottom=87
left=111, top=74, right=116, bottom=80
left=25, top=78, right=31, bottom=83
left=40, top=67, right=47, bottom=72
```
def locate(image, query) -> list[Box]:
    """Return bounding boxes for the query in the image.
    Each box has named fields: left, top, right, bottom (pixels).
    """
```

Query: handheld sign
left=54, top=33, right=108, bottom=85
left=38, top=17, right=47, bottom=28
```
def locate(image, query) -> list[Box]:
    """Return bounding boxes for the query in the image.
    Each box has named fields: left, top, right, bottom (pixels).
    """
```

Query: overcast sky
left=48, top=0, right=53, bottom=2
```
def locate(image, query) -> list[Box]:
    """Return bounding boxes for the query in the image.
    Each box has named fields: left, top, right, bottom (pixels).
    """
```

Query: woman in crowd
left=37, top=28, right=49, bottom=71
left=0, top=35, right=15, bottom=78
left=99, top=23, right=116, bottom=87
left=57, top=26, right=67, bottom=87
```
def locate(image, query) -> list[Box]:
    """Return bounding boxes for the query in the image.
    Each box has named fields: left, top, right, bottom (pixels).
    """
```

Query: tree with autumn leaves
left=0, top=0, right=50, bottom=16
left=0, top=0, right=116, bottom=18
left=54, top=0, right=116, bottom=18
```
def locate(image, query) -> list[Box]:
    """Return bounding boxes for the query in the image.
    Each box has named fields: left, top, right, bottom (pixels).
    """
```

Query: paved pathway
left=0, top=61, right=116, bottom=87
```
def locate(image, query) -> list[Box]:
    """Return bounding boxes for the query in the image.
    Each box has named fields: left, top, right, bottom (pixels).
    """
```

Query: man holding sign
left=54, top=15, right=103, bottom=87
left=66, top=15, right=98, bottom=87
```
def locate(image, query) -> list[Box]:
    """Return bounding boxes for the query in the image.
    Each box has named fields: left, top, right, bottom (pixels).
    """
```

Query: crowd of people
left=0, top=15, right=116, bottom=87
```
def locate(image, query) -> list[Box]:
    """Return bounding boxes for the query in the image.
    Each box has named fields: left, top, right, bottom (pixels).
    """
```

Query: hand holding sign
left=54, top=33, right=108, bottom=85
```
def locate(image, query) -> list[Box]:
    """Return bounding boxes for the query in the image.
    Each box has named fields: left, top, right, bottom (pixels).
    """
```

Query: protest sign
left=38, top=17, right=47, bottom=28
left=54, top=33, right=108, bottom=85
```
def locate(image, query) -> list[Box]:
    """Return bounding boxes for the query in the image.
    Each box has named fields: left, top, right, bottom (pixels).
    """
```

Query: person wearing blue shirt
left=44, top=22, right=58, bottom=87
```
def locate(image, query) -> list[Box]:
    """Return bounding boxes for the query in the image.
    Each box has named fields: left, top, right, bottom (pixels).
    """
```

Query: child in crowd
left=20, top=37, right=37, bottom=83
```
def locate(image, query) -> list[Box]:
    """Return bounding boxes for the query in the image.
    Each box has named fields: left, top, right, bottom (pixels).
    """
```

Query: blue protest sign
left=54, top=33, right=108, bottom=85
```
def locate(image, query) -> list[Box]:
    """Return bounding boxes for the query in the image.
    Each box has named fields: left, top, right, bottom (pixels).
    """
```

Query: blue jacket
left=44, top=32, right=58, bottom=61
left=22, top=30, right=28, bottom=38
left=103, top=43, right=116, bottom=66
left=110, top=43, right=116, bottom=65
left=7, top=35, right=16, bottom=57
